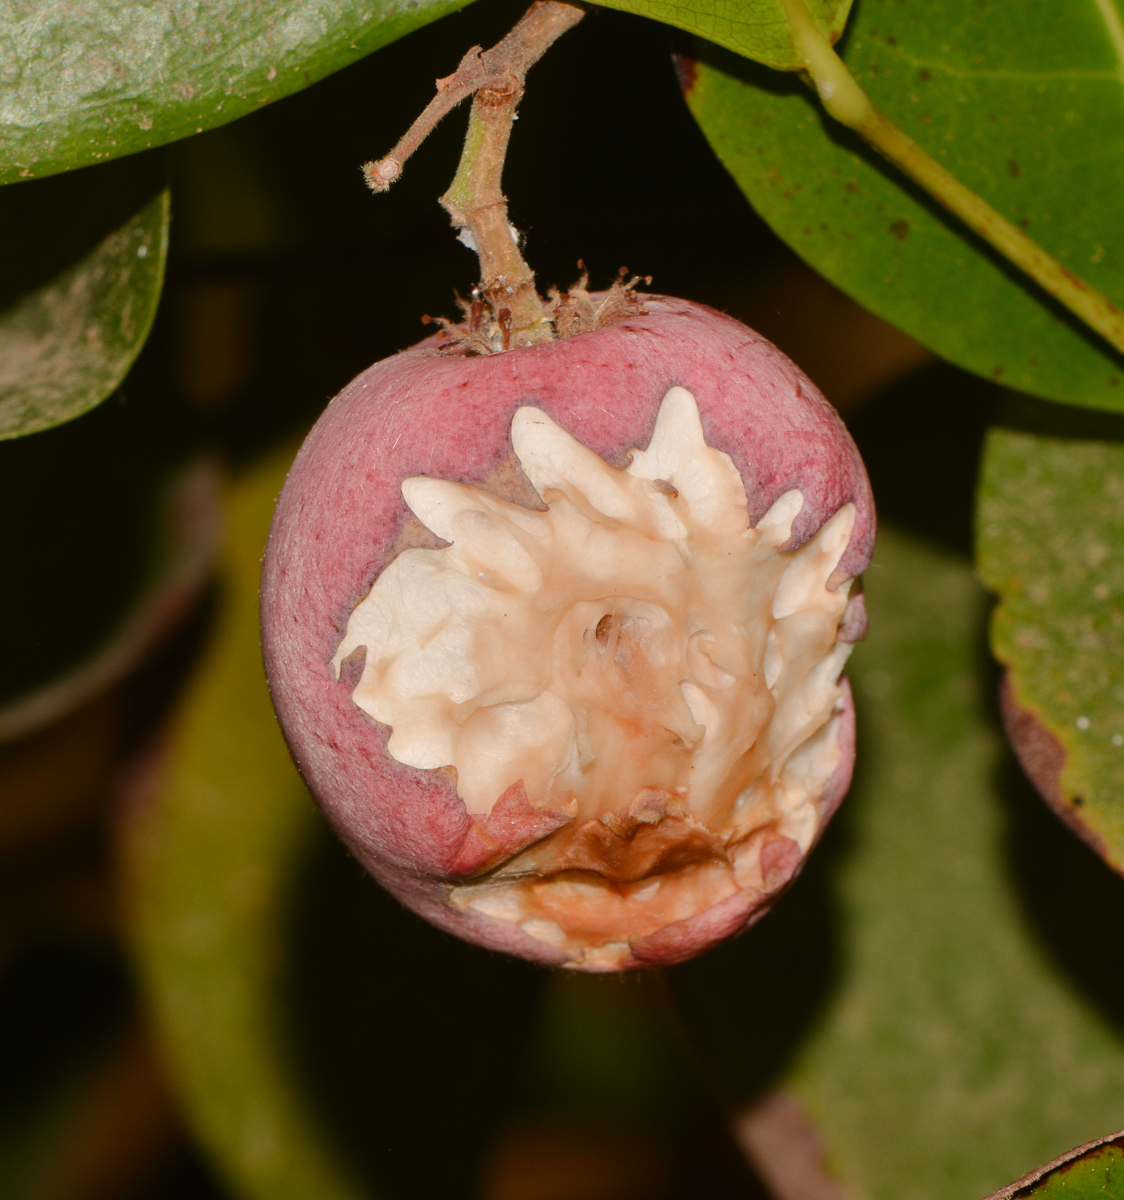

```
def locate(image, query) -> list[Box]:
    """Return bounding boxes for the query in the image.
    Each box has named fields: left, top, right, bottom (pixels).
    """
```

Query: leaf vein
left=1093, top=0, right=1124, bottom=77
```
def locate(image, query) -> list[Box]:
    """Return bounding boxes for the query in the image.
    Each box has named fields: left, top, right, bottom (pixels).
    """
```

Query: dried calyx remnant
left=332, top=386, right=856, bottom=970
left=424, top=266, right=650, bottom=355
left=362, top=0, right=630, bottom=352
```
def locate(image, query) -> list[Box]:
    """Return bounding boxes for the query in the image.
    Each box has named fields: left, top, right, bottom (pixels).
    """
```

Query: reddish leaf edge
left=998, top=673, right=1121, bottom=877
left=983, top=1130, right=1124, bottom=1200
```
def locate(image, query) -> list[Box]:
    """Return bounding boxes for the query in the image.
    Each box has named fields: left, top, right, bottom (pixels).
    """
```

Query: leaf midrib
left=1094, top=0, right=1124, bottom=75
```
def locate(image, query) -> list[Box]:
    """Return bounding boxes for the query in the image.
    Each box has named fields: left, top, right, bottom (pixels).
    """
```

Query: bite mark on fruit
left=449, top=780, right=572, bottom=877
left=329, top=386, right=856, bottom=969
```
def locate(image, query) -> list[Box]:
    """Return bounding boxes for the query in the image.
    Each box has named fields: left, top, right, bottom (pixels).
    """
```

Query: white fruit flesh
left=332, top=387, right=855, bottom=968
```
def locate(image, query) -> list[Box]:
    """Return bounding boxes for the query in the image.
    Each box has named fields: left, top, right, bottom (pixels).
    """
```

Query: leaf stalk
left=781, top=0, right=1124, bottom=359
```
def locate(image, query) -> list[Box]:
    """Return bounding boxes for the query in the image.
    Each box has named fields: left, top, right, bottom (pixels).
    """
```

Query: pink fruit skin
left=261, top=296, right=875, bottom=969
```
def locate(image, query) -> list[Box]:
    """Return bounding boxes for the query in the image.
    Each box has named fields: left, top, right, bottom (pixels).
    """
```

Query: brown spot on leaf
left=1007, top=158, right=1021, bottom=177
left=670, top=33, right=698, bottom=93
left=671, top=54, right=697, bottom=93
left=889, top=219, right=910, bottom=240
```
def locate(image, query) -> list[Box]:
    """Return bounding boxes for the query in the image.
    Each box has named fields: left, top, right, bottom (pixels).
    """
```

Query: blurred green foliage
left=676, top=524, right=1124, bottom=1200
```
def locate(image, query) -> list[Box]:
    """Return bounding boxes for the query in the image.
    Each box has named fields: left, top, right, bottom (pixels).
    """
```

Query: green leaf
left=976, top=397, right=1124, bottom=874
left=123, top=446, right=368, bottom=1200
left=986, top=1132, right=1124, bottom=1200
left=681, top=0, right=1124, bottom=411
left=672, top=526, right=1124, bottom=1200
left=1, top=0, right=472, bottom=186
left=595, top=0, right=853, bottom=70
left=0, top=153, right=169, bottom=438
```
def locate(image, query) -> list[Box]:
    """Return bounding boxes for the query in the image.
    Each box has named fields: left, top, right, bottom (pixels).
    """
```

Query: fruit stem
left=781, top=0, right=1124, bottom=359
left=440, top=75, right=551, bottom=345
left=364, top=1, right=584, bottom=348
